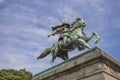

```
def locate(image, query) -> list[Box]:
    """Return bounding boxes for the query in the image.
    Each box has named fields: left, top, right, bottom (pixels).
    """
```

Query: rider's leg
left=67, top=38, right=71, bottom=45
left=63, top=36, right=71, bottom=46
left=63, top=36, right=67, bottom=45
left=78, top=38, right=91, bottom=49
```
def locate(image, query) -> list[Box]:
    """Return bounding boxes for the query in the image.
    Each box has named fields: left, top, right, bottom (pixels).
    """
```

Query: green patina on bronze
left=37, top=18, right=100, bottom=65
left=34, top=47, right=101, bottom=79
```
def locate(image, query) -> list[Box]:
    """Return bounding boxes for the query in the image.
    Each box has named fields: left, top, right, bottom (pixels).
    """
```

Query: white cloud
left=0, top=0, right=4, bottom=3
left=33, top=0, right=46, bottom=6
left=14, top=4, right=35, bottom=12
left=1, top=12, right=60, bottom=28
left=55, top=4, right=78, bottom=22
left=9, top=13, right=41, bottom=24
left=112, top=18, right=120, bottom=29
left=73, top=0, right=106, bottom=13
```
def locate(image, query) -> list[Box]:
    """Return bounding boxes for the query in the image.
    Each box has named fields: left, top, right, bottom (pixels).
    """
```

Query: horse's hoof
left=94, top=38, right=100, bottom=44
left=50, top=62, right=54, bottom=66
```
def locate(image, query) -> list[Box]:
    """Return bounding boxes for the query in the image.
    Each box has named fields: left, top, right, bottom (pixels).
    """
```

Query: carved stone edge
left=33, top=47, right=120, bottom=80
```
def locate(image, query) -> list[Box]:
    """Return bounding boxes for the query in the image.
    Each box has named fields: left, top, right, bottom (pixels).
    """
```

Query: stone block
left=33, top=47, right=120, bottom=80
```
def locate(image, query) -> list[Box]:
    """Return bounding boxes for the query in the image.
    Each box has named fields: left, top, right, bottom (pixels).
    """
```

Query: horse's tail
left=37, top=48, right=51, bottom=59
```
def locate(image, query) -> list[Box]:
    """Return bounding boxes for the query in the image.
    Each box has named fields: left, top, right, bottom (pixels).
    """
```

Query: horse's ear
left=76, top=18, right=81, bottom=21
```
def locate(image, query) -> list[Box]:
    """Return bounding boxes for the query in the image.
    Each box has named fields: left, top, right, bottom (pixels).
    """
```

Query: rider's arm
left=61, top=28, right=70, bottom=33
left=70, top=26, right=78, bottom=32
left=48, top=28, right=64, bottom=37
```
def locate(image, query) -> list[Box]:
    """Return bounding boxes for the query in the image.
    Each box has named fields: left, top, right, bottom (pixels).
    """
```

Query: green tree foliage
left=0, top=69, right=32, bottom=80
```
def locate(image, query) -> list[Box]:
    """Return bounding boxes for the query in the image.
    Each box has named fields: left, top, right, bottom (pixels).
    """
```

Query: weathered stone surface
left=33, top=47, right=120, bottom=80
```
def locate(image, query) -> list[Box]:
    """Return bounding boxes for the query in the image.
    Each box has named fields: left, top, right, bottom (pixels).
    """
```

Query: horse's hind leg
left=50, top=42, right=59, bottom=66
left=59, top=51, right=69, bottom=61
left=50, top=53, right=57, bottom=66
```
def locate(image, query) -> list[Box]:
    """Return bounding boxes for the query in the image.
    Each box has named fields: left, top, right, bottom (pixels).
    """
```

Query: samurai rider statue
left=48, top=21, right=71, bottom=46
left=37, top=18, right=100, bottom=65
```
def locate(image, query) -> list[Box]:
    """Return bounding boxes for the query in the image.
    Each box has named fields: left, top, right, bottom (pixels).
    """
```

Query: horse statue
left=37, top=18, right=100, bottom=65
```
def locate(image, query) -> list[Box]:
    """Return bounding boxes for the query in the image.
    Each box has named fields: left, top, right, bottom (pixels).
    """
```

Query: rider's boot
left=63, top=37, right=71, bottom=46
left=66, top=39, right=71, bottom=46
left=63, top=37, right=68, bottom=46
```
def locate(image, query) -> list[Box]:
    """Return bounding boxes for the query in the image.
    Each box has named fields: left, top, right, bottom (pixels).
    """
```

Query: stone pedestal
left=33, top=47, right=120, bottom=80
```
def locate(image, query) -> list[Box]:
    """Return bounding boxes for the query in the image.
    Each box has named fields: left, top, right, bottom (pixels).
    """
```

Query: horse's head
left=71, top=18, right=87, bottom=30
left=76, top=18, right=87, bottom=28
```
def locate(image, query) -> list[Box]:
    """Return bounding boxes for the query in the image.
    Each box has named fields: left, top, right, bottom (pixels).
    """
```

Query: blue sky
left=0, top=0, right=120, bottom=74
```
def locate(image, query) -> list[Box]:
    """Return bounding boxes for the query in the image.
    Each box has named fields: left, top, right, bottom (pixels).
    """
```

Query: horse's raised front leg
left=78, top=38, right=91, bottom=49
left=86, top=32, right=100, bottom=44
